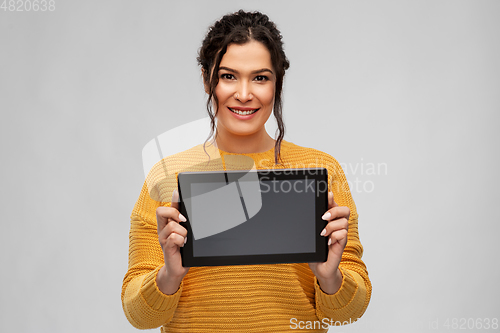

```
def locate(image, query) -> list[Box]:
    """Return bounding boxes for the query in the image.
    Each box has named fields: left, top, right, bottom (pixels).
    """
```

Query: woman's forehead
left=219, top=41, right=273, bottom=73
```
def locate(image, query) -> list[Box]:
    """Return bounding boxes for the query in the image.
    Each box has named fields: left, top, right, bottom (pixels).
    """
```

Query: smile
left=228, top=107, right=259, bottom=116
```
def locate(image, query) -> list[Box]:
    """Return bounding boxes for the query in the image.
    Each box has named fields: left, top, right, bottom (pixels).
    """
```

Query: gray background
left=1, top=0, right=499, bottom=332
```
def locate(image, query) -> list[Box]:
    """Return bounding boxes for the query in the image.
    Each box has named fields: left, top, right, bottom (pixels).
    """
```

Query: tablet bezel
left=178, top=168, right=328, bottom=267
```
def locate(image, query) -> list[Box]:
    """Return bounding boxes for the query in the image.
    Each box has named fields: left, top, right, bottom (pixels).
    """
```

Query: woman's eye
left=220, top=73, right=234, bottom=80
left=255, top=75, right=269, bottom=82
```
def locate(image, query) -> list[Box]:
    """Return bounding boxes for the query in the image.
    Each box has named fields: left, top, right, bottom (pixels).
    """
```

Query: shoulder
left=280, top=140, right=350, bottom=194
left=282, top=141, right=356, bottom=212
left=280, top=140, right=344, bottom=173
left=145, top=143, right=218, bottom=202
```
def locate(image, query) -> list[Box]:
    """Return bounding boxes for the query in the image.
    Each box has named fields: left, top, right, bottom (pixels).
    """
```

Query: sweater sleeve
left=314, top=156, right=372, bottom=324
left=121, top=181, right=183, bottom=329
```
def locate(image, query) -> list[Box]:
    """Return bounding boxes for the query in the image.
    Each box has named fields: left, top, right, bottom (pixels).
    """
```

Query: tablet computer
left=177, top=167, right=328, bottom=267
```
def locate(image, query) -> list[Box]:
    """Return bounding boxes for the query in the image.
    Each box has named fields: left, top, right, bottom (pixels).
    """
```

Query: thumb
left=171, top=189, right=180, bottom=210
left=329, top=191, right=339, bottom=209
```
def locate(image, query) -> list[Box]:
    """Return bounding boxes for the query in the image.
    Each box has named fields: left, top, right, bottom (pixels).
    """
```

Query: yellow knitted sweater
left=122, top=140, right=371, bottom=332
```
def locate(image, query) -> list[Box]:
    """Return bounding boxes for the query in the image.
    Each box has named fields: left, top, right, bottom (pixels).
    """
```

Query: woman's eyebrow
left=252, top=68, right=274, bottom=75
left=219, top=66, right=274, bottom=75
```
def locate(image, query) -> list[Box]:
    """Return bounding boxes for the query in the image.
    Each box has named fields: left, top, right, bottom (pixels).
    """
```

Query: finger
left=328, top=192, right=339, bottom=209
left=171, top=189, right=180, bottom=210
left=328, top=191, right=338, bottom=209
left=321, top=206, right=350, bottom=222
left=327, top=229, right=348, bottom=246
left=159, top=221, right=188, bottom=240
left=164, top=231, right=187, bottom=250
left=156, top=206, right=187, bottom=234
left=320, top=218, right=348, bottom=237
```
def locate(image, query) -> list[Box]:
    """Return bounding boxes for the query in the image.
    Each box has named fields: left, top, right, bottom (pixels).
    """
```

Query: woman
left=122, top=10, right=371, bottom=332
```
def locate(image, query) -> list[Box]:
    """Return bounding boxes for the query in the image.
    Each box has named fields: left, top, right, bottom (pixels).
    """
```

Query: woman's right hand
left=155, top=189, right=189, bottom=295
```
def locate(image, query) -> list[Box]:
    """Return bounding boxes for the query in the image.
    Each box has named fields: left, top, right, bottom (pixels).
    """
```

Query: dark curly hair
left=197, top=10, right=290, bottom=165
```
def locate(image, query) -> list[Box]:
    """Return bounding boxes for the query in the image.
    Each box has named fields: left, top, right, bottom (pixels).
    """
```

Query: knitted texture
left=122, top=140, right=371, bottom=332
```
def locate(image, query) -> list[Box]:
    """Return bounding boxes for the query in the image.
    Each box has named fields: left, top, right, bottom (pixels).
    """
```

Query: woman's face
left=213, top=40, right=276, bottom=140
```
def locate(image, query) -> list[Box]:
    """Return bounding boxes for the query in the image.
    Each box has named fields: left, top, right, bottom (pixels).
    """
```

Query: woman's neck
left=214, top=129, right=275, bottom=154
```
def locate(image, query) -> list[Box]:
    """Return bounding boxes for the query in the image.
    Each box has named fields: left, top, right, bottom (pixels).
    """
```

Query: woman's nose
left=234, top=82, right=253, bottom=102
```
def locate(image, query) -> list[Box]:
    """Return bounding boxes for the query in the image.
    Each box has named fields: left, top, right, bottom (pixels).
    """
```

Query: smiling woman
left=214, top=41, right=276, bottom=153
left=197, top=10, right=290, bottom=164
left=122, top=9, right=372, bottom=333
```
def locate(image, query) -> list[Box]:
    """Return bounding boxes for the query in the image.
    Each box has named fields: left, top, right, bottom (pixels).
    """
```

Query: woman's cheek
left=215, top=82, right=232, bottom=100
left=254, top=85, right=274, bottom=105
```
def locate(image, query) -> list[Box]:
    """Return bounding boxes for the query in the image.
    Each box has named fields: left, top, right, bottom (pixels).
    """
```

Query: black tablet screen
left=189, top=178, right=316, bottom=257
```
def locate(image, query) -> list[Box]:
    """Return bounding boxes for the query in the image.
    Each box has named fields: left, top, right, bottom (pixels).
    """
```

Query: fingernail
left=328, top=238, right=332, bottom=246
left=320, top=229, right=326, bottom=236
left=184, top=236, right=187, bottom=244
left=179, top=214, right=187, bottom=222
left=322, top=212, right=331, bottom=220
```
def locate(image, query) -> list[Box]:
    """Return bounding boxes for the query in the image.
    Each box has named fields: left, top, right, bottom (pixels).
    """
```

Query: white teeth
left=229, top=108, right=258, bottom=115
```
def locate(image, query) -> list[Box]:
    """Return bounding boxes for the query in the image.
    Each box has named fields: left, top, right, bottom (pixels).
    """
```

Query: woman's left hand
left=308, top=191, right=350, bottom=294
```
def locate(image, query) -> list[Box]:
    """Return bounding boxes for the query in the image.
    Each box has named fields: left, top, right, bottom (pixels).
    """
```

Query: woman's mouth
left=228, top=107, right=259, bottom=116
